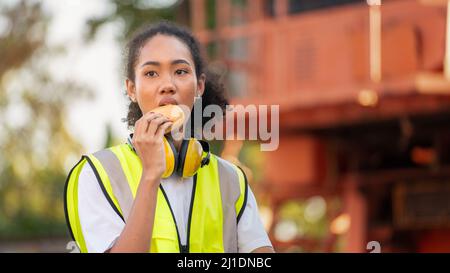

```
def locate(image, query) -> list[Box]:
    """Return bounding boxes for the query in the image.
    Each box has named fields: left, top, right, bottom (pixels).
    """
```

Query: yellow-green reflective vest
left=64, top=143, right=248, bottom=253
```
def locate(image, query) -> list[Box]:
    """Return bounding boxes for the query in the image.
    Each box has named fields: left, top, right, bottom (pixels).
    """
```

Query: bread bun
left=151, top=104, right=185, bottom=134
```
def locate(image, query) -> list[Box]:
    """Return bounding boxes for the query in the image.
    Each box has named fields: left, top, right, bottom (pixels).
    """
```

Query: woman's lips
left=158, top=97, right=178, bottom=106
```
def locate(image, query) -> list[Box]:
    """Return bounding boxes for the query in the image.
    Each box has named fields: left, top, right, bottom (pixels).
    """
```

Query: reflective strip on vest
left=93, top=149, right=134, bottom=221
left=64, top=143, right=248, bottom=253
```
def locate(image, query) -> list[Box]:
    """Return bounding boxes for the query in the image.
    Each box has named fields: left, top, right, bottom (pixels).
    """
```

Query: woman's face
left=126, top=34, right=205, bottom=117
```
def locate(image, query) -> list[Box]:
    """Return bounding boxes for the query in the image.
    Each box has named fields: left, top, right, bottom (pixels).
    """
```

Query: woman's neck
left=171, top=137, right=182, bottom=151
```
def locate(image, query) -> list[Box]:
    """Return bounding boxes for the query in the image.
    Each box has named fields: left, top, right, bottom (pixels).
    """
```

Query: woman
left=64, top=21, right=274, bottom=253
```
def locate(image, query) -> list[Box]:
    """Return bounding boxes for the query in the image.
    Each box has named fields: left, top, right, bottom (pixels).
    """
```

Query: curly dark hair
left=123, top=21, right=229, bottom=137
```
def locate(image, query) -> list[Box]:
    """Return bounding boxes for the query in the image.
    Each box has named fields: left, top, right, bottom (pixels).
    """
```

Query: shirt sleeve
left=77, top=162, right=125, bottom=253
left=237, top=185, right=273, bottom=253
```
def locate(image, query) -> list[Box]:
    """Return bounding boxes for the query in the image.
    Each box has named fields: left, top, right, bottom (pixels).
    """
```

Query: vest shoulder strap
left=235, top=165, right=249, bottom=223
left=64, top=156, right=88, bottom=253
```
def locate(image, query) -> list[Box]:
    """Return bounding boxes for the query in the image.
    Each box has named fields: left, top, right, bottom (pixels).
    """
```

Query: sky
left=42, top=0, right=129, bottom=153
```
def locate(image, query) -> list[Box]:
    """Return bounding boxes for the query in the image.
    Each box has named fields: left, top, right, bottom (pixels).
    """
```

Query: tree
left=0, top=0, right=91, bottom=240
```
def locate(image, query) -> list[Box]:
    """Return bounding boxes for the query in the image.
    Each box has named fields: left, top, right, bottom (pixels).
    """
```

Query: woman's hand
left=132, top=111, right=173, bottom=184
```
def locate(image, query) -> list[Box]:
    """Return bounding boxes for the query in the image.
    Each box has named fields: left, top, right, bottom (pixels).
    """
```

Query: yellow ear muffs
left=162, top=136, right=177, bottom=178
left=127, top=133, right=209, bottom=179
left=177, top=138, right=205, bottom=178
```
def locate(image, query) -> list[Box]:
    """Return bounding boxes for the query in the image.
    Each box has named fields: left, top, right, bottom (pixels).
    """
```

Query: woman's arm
left=107, top=112, right=173, bottom=253
left=107, top=175, right=159, bottom=253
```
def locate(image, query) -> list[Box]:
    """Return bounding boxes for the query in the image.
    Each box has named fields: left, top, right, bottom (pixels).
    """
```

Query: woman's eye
left=145, top=71, right=158, bottom=77
left=175, top=69, right=188, bottom=75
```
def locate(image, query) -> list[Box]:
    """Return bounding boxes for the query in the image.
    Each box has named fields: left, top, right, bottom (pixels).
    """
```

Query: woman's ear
left=197, top=73, right=206, bottom=97
left=126, top=78, right=136, bottom=102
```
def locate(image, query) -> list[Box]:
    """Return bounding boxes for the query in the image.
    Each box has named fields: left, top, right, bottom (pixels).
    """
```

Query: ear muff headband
left=177, top=139, right=190, bottom=177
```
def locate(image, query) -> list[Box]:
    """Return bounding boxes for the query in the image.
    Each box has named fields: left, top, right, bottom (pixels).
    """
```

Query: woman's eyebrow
left=140, top=59, right=191, bottom=67
left=171, top=59, right=191, bottom=66
left=141, top=61, right=159, bottom=67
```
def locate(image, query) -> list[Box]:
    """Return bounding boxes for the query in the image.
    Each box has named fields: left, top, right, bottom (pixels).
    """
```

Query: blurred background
left=1, top=0, right=450, bottom=253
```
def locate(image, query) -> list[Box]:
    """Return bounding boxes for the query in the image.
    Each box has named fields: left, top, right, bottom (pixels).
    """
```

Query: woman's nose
left=158, top=75, right=176, bottom=94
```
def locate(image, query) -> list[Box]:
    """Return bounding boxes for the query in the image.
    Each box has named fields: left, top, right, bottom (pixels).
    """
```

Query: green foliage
left=275, top=196, right=344, bottom=252
left=85, top=0, right=190, bottom=42
left=278, top=199, right=329, bottom=239
left=239, top=141, right=265, bottom=183
left=205, top=0, right=216, bottom=30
